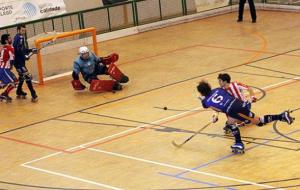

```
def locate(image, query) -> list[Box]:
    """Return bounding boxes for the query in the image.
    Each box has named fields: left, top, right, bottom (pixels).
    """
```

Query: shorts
left=83, top=64, right=107, bottom=83
left=0, top=69, right=17, bottom=87
left=227, top=99, right=255, bottom=122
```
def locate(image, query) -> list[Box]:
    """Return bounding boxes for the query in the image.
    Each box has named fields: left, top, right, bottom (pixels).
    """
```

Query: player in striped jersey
left=216, top=73, right=257, bottom=133
left=0, top=34, right=18, bottom=102
left=218, top=73, right=257, bottom=108
left=197, top=80, right=293, bottom=153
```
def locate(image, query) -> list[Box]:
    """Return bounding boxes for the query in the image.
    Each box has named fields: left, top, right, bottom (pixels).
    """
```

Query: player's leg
left=248, top=0, right=257, bottom=22
left=85, top=74, right=122, bottom=92
left=238, top=0, right=246, bottom=22
left=89, top=79, right=122, bottom=92
left=23, top=69, right=38, bottom=102
left=0, top=69, right=17, bottom=102
left=16, top=67, right=27, bottom=98
left=258, top=111, right=294, bottom=126
left=106, top=63, right=129, bottom=83
left=96, top=62, right=128, bottom=84
left=237, top=109, right=294, bottom=126
left=226, top=118, right=245, bottom=154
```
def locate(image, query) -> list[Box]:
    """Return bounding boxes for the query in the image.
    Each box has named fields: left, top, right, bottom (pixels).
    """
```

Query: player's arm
left=71, top=62, right=86, bottom=90
left=13, top=36, right=24, bottom=56
left=199, top=97, right=220, bottom=123
left=237, top=82, right=257, bottom=103
left=8, top=48, right=15, bottom=69
left=100, top=53, right=119, bottom=65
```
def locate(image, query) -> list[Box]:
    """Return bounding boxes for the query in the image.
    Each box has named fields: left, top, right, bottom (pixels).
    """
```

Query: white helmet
left=79, top=46, right=89, bottom=54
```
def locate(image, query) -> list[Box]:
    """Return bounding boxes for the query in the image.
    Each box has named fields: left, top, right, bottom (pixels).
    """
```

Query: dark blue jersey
left=13, top=34, right=30, bottom=66
left=201, top=88, right=236, bottom=113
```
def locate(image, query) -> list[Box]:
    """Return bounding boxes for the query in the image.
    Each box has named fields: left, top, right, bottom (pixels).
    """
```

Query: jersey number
left=212, top=94, right=223, bottom=103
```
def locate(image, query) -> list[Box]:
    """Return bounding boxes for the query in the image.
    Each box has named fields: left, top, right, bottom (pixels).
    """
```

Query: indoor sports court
left=0, top=0, right=299, bottom=190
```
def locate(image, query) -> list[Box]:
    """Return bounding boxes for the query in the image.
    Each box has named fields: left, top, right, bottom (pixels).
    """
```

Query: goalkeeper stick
left=172, top=121, right=212, bottom=148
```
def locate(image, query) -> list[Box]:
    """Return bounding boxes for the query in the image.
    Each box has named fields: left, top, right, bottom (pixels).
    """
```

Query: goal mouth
left=27, top=27, right=98, bottom=84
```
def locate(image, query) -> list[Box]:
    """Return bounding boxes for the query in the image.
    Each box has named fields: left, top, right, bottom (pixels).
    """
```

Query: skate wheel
left=17, top=95, right=26, bottom=99
left=31, top=98, right=38, bottom=103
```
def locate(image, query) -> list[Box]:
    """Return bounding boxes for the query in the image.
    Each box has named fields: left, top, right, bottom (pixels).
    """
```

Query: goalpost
left=32, top=27, right=98, bottom=85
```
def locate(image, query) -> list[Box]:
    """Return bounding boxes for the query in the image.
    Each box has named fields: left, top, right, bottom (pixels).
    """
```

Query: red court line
left=118, top=43, right=300, bottom=66
left=0, top=78, right=299, bottom=153
left=72, top=78, right=300, bottom=152
left=0, top=136, right=71, bottom=153
left=2, top=32, right=299, bottom=153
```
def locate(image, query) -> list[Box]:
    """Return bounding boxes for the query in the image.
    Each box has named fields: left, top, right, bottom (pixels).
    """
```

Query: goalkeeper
left=71, top=46, right=129, bottom=92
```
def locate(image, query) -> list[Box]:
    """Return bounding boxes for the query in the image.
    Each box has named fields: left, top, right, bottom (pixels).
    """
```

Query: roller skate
left=112, top=82, right=122, bottom=91
left=280, top=110, right=295, bottom=125
left=0, top=93, right=12, bottom=103
left=16, top=91, right=27, bottom=99
left=31, top=93, right=38, bottom=103
left=119, top=75, right=129, bottom=83
left=231, top=143, right=245, bottom=154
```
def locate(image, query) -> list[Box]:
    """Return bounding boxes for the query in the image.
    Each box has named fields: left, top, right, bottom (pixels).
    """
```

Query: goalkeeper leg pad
left=89, top=79, right=121, bottom=92
left=71, top=80, right=86, bottom=90
left=107, top=63, right=129, bottom=83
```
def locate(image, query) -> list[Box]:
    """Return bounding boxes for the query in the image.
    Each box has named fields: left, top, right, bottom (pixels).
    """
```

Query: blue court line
left=159, top=129, right=300, bottom=188
left=159, top=172, right=238, bottom=190
left=173, top=129, right=300, bottom=177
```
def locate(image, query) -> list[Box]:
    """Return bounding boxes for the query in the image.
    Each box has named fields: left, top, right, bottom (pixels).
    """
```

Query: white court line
left=88, top=148, right=282, bottom=190
left=21, top=164, right=123, bottom=190
left=22, top=152, right=63, bottom=166
left=262, top=76, right=300, bottom=89
left=21, top=76, right=299, bottom=188
left=67, top=106, right=204, bottom=151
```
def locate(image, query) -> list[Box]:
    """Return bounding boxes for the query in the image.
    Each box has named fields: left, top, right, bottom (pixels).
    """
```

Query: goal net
left=26, top=27, right=98, bottom=84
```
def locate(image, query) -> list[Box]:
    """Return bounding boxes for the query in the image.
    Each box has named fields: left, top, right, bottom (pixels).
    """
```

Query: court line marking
left=21, top=164, right=123, bottom=190
left=19, top=34, right=296, bottom=189
left=20, top=75, right=300, bottom=189
left=159, top=172, right=237, bottom=190
left=18, top=75, right=300, bottom=165
left=165, top=129, right=300, bottom=177
left=87, top=148, right=281, bottom=190
left=22, top=106, right=204, bottom=166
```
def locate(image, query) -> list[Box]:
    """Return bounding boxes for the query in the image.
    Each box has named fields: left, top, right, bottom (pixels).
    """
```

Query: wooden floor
left=1, top=11, right=300, bottom=190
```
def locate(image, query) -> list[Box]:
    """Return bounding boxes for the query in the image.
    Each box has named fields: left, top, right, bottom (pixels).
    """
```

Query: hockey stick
left=27, top=34, right=58, bottom=59
left=172, top=121, right=212, bottom=148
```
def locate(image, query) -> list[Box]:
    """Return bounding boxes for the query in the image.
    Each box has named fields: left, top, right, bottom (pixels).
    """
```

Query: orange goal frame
left=34, top=27, right=98, bottom=85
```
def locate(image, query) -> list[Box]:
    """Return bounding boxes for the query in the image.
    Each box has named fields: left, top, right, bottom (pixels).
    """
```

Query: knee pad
left=227, top=124, right=240, bottom=136
left=24, top=72, right=32, bottom=81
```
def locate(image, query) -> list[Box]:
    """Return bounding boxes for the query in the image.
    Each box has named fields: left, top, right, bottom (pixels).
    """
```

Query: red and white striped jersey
left=225, top=81, right=249, bottom=102
left=0, top=45, right=14, bottom=69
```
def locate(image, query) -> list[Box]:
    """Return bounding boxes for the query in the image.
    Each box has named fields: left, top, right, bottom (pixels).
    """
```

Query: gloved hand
left=211, top=112, right=219, bottom=123
left=71, top=80, right=86, bottom=90
left=31, top=48, right=38, bottom=54
left=250, top=96, right=257, bottom=103
left=25, top=55, right=30, bottom=60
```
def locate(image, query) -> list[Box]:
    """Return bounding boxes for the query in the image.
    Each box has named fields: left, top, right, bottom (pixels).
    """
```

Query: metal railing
left=0, top=0, right=299, bottom=40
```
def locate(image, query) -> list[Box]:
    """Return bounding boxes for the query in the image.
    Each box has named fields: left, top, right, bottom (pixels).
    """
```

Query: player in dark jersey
left=13, top=24, right=38, bottom=102
left=197, top=80, right=294, bottom=153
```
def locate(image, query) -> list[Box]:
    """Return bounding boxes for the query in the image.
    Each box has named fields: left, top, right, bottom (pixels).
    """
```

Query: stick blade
left=172, top=140, right=182, bottom=148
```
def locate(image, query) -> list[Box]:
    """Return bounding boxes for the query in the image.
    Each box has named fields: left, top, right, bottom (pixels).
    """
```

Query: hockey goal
left=28, top=27, right=98, bottom=84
